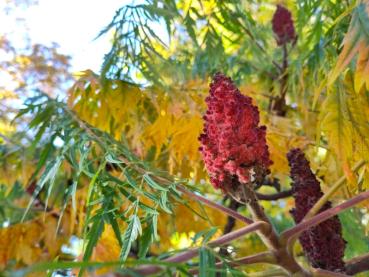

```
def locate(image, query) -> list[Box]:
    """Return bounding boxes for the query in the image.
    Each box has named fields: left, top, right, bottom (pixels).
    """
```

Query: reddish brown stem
left=240, top=185, right=307, bottom=276
left=272, top=43, right=289, bottom=116
left=312, top=268, right=350, bottom=277
left=281, top=190, right=369, bottom=243
left=345, top=252, right=369, bottom=275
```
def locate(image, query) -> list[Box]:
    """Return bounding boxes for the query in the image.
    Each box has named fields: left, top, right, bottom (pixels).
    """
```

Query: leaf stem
left=187, top=251, right=276, bottom=275
left=177, top=185, right=254, bottom=225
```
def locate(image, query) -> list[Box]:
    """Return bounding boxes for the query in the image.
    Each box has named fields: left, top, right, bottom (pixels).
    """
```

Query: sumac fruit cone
left=199, top=73, right=272, bottom=194
left=287, top=148, right=346, bottom=273
left=272, top=5, right=297, bottom=46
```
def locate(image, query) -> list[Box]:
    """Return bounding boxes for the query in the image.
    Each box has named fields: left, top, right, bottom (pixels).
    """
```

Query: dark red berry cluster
left=287, top=148, right=346, bottom=273
left=272, top=5, right=297, bottom=46
left=199, top=73, right=272, bottom=192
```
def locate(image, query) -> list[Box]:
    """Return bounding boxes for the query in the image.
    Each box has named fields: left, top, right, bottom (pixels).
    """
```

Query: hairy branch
left=281, top=190, right=369, bottom=246
left=281, top=160, right=367, bottom=257
left=345, top=253, right=369, bottom=275
left=239, top=185, right=306, bottom=275
left=312, top=268, right=350, bottom=277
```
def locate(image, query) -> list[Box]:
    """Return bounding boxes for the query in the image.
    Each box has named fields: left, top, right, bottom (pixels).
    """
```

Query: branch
left=281, top=160, right=367, bottom=256
left=130, top=222, right=267, bottom=276
left=345, top=253, right=369, bottom=275
left=256, top=189, right=292, bottom=201
left=312, top=268, right=350, bottom=277
left=281, top=190, right=369, bottom=243
left=222, top=198, right=241, bottom=234
left=240, top=185, right=280, bottom=250
left=239, top=185, right=305, bottom=275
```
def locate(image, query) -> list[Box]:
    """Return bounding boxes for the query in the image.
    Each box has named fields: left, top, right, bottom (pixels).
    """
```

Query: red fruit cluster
left=287, top=148, right=346, bottom=273
left=199, top=73, right=272, bottom=192
left=272, top=5, right=297, bottom=46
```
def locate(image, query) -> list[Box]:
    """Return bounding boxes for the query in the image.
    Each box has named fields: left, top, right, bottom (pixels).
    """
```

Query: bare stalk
left=312, top=268, right=350, bottom=277
left=240, top=185, right=307, bottom=276
left=281, top=160, right=366, bottom=256
left=281, top=190, right=369, bottom=250
left=241, top=185, right=279, bottom=249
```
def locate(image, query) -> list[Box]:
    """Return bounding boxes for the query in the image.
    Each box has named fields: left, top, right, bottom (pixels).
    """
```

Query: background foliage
left=2, top=0, right=369, bottom=276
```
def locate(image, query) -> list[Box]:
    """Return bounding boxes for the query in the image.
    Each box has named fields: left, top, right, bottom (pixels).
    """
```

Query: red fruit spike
left=199, top=73, right=272, bottom=193
left=287, top=148, right=346, bottom=273
left=272, top=5, right=297, bottom=46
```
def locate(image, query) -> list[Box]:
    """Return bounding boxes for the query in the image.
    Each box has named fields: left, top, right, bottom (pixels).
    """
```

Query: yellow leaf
left=329, top=1, right=369, bottom=93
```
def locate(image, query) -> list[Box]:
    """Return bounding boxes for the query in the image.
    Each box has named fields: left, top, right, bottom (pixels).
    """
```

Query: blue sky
left=1, top=0, right=131, bottom=72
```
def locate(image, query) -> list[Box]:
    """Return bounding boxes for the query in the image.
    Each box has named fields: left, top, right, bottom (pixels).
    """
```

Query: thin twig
left=177, top=185, right=254, bottom=225
left=236, top=19, right=282, bottom=72
left=256, top=189, right=292, bottom=201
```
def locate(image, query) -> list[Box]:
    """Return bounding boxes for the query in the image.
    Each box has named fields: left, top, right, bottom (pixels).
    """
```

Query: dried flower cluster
left=199, top=73, right=272, bottom=192
left=287, top=148, right=346, bottom=272
left=272, top=5, right=297, bottom=46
